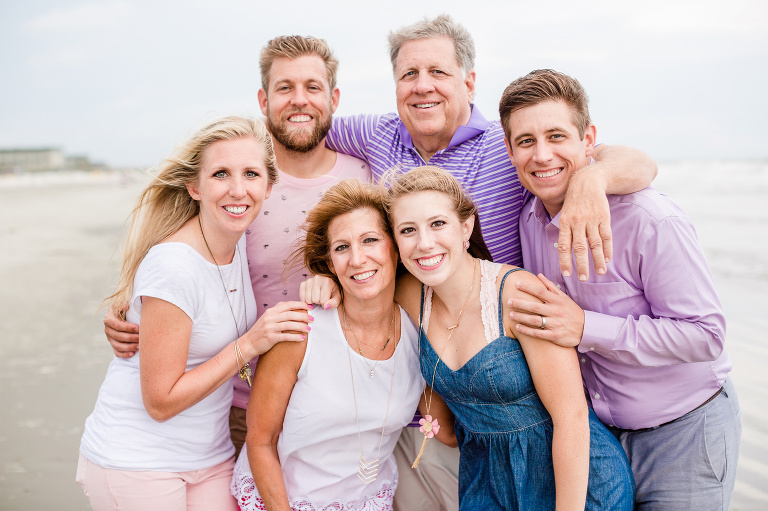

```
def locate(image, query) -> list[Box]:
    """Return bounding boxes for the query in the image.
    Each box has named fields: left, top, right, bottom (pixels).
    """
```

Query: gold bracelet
left=234, top=339, right=252, bottom=387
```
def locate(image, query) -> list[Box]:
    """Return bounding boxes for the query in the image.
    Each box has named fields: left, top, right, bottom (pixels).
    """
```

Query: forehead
left=329, top=207, right=387, bottom=237
left=201, top=137, right=264, bottom=168
left=507, top=100, right=578, bottom=136
left=395, top=37, right=460, bottom=71
left=393, top=190, right=456, bottom=218
left=267, top=55, right=330, bottom=87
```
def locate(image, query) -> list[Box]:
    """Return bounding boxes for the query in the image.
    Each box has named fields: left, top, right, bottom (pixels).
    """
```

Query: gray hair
left=388, top=14, right=475, bottom=76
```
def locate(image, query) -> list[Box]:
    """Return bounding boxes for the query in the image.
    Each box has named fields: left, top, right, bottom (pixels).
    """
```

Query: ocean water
left=1, top=161, right=766, bottom=509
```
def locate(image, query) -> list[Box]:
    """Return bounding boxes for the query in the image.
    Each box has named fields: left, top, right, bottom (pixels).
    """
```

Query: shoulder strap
left=497, top=268, right=530, bottom=334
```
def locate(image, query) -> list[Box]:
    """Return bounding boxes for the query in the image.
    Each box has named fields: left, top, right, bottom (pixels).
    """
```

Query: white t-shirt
left=232, top=306, right=424, bottom=509
left=80, top=238, right=256, bottom=471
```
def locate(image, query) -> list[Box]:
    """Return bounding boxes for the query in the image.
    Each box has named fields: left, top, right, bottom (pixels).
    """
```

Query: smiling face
left=327, top=208, right=399, bottom=303
left=390, top=190, right=473, bottom=288
left=394, top=37, right=475, bottom=159
left=186, top=136, right=272, bottom=240
left=504, top=100, right=596, bottom=217
left=259, top=55, right=339, bottom=153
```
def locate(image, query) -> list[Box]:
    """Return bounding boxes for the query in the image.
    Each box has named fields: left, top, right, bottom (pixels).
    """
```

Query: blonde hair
left=106, top=116, right=278, bottom=317
left=260, top=35, right=339, bottom=90
left=382, top=165, right=492, bottom=261
left=286, top=179, right=391, bottom=296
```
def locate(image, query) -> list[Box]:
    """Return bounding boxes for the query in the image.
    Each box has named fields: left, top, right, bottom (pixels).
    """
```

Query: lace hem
left=230, top=463, right=395, bottom=511
left=479, top=259, right=502, bottom=343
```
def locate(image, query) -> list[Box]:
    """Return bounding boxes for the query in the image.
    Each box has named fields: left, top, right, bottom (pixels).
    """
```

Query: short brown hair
left=287, top=179, right=392, bottom=293
left=382, top=165, right=492, bottom=262
left=260, top=35, right=339, bottom=91
left=499, top=69, right=591, bottom=141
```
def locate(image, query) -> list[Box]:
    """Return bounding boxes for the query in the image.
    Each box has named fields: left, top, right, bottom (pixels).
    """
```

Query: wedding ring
left=540, top=316, right=547, bottom=329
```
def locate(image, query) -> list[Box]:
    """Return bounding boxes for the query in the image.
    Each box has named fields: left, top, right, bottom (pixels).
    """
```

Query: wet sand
left=0, top=162, right=766, bottom=510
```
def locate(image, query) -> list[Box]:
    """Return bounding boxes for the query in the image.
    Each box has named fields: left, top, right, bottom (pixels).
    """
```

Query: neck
left=273, top=139, right=337, bottom=179
left=341, top=290, right=396, bottom=329
left=412, top=135, right=450, bottom=163
left=431, top=254, right=478, bottom=315
left=197, top=216, right=239, bottom=265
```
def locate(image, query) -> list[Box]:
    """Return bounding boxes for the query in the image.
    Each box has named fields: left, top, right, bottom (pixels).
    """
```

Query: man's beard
left=267, top=109, right=332, bottom=153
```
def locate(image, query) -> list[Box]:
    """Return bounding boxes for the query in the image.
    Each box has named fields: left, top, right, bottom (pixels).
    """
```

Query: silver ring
left=540, top=316, right=547, bottom=329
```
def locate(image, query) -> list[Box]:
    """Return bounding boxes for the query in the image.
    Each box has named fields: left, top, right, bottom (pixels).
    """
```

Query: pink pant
left=76, top=453, right=238, bottom=511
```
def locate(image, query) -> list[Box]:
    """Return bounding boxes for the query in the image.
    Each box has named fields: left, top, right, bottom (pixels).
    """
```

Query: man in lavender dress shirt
left=502, top=69, right=741, bottom=510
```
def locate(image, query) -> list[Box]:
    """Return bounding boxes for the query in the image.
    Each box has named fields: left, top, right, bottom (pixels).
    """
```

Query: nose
left=229, top=175, right=246, bottom=198
left=349, top=243, right=366, bottom=267
left=290, top=87, right=309, bottom=107
left=533, top=141, right=553, bottom=164
left=416, top=230, right=435, bottom=252
left=412, top=72, right=435, bottom=95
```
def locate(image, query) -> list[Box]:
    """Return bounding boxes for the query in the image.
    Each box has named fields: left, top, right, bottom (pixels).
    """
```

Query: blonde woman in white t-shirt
left=77, top=116, right=312, bottom=511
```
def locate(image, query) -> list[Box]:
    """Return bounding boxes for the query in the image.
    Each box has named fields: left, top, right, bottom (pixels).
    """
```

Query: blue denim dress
left=419, top=266, right=635, bottom=510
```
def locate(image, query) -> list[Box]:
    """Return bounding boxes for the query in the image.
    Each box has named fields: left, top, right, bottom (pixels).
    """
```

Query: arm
left=104, top=307, right=139, bottom=358
left=505, top=271, right=589, bottom=511
left=325, top=114, right=381, bottom=161
left=509, top=216, right=725, bottom=366
left=246, top=340, right=306, bottom=511
left=140, top=299, right=311, bottom=422
left=558, top=144, right=657, bottom=280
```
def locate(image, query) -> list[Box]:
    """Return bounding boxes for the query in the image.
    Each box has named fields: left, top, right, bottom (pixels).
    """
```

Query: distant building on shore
left=0, top=147, right=106, bottom=174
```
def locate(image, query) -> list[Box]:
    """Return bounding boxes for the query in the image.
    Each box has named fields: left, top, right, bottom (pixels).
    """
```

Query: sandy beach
left=1, top=162, right=766, bottom=510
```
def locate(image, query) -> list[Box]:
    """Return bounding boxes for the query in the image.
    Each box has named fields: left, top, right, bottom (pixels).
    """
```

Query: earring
left=464, top=239, right=470, bottom=250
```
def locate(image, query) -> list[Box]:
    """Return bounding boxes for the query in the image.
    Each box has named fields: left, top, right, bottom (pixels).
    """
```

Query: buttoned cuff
left=579, top=310, right=623, bottom=355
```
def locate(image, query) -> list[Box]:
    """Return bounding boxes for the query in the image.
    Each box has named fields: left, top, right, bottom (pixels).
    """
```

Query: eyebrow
left=513, top=127, right=566, bottom=143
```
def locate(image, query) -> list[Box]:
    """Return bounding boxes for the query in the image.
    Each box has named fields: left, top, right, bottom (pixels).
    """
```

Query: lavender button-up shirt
left=520, top=187, right=731, bottom=430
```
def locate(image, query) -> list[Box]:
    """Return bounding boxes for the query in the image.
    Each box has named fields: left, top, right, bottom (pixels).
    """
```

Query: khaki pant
left=393, top=426, right=459, bottom=511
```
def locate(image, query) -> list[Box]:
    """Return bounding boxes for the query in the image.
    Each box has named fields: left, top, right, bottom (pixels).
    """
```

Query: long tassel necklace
left=344, top=305, right=395, bottom=378
left=344, top=304, right=398, bottom=484
left=412, top=257, right=477, bottom=468
left=199, top=216, right=251, bottom=386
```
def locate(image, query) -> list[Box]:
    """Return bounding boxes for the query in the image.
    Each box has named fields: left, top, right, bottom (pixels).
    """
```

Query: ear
left=186, top=181, right=201, bottom=201
left=258, top=88, right=268, bottom=116
left=462, top=214, right=475, bottom=242
left=330, top=87, right=340, bottom=114
left=265, top=181, right=273, bottom=200
left=464, top=70, right=476, bottom=103
left=584, top=124, right=597, bottom=158
left=503, top=136, right=516, bottom=166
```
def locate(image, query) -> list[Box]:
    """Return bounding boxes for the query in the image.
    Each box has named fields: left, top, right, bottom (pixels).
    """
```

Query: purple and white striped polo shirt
left=326, top=106, right=529, bottom=266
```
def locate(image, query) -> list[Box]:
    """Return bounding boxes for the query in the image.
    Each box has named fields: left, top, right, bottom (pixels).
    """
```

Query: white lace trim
left=230, top=461, right=395, bottom=511
left=479, top=259, right=502, bottom=344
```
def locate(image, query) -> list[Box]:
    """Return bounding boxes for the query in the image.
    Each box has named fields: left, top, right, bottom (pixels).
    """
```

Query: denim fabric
left=419, top=269, right=635, bottom=510
left=612, top=377, right=741, bottom=510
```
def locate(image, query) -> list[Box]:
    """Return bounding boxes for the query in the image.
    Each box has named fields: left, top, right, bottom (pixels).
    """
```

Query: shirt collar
left=525, top=197, right=561, bottom=229
left=397, top=104, right=491, bottom=151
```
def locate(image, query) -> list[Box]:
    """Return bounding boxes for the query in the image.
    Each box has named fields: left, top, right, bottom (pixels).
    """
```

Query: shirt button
left=594, top=393, right=601, bottom=399
left=589, top=347, right=595, bottom=351
left=580, top=357, right=586, bottom=363
left=556, top=284, right=562, bottom=290
left=553, top=242, right=558, bottom=248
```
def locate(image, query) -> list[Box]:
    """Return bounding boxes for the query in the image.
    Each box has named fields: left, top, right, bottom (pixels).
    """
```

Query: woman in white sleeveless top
left=231, top=180, right=455, bottom=510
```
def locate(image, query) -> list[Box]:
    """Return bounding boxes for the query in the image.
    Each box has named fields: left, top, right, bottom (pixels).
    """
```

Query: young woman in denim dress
left=385, top=166, right=635, bottom=511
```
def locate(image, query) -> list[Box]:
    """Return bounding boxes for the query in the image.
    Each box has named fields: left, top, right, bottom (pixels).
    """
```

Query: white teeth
left=534, top=168, right=562, bottom=178
left=289, top=114, right=311, bottom=122
left=352, top=270, right=376, bottom=281
left=225, top=206, right=247, bottom=214
left=414, top=102, right=439, bottom=109
left=417, top=254, right=443, bottom=267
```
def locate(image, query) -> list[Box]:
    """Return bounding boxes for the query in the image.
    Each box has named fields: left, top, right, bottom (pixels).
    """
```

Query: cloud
left=21, top=1, right=132, bottom=33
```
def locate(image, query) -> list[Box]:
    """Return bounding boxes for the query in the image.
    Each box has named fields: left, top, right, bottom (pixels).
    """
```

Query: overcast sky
left=1, top=0, right=766, bottom=168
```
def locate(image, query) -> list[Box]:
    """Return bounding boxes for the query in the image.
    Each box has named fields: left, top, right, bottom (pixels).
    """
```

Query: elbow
left=142, top=396, right=177, bottom=423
